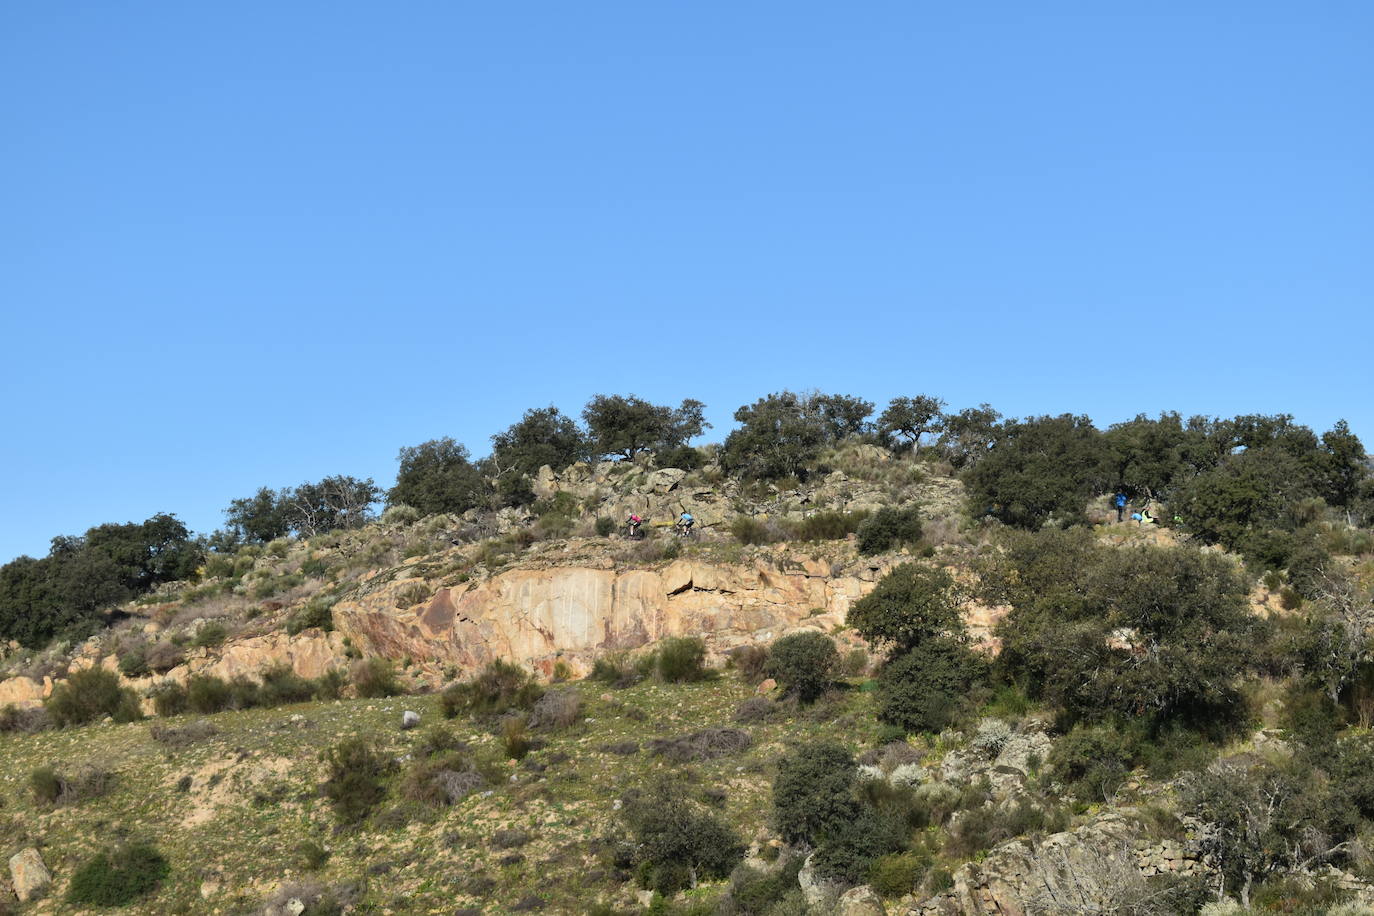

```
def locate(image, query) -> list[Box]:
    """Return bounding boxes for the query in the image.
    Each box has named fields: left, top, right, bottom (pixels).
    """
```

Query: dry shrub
left=526, top=688, right=581, bottom=730
left=30, top=763, right=114, bottom=806
left=733, top=697, right=776, bottom=724
left=728, top=645, right=770, bottom=684
left=492, top=829, right=530, bottom=849
left=501, top=716, right=531, bottom=760
left=0, top=704, right=51, bottom=733
left=648, top=727, right=753, bottom=763
left=150, top=719, right=219, bottom=748
left=145, top=642, right=186, bottom=674
left=351, top=658, right=404, bottom=698
left=401, top=751, right=484, bottom=806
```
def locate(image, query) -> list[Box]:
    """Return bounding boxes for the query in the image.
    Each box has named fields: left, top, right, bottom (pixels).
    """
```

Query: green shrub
left=46, top=667, right=143, bottom=727
left=792, top=510, right=868, bottom=542
left=773, top=741, right=858, bottom=846
left=30, top=765, right=62, bottom=804
left=658, top=444, right=705, bottom=470
left=352, top=658, right=404, bottom=698
left=595, top=516, right=617, bottom=537
left=847, top=563, right=964, bottom=655
left=149, top=681, right=189, bottom=717
left=65, top=842, right=170, bottom=906
left=186, top=674, right=233, bottom=714
left=589, top=653, right=640, bottom=688
left=656, top=636, right=708, bottom=683
left=623, top=778, right=745, bottom=894
left=857, top=506, right=924, bottom=555
left=313, top=668, right=348, bottom=700
left=118, top=645, right=149, bottom=678
left=875, top=638, right=985, bottom=733
left=260, top=664, right=315, bottom=706
left=294, top=840, right=331, bottom=872
left=811, top=804, right=905, bottom=883
left=502, top=716, right=531, bottom=760
left=192, top=622, right=227, bottom=648
left=441, top=659, right=542, bottom=718
left=869, top=852, right=927, bottom=898
left=731, top=517, right=777, bottom=546
left=320, top=736, right=393, bottom=825
left=286, top=599, right=334, bottom=635
left=1047, top=724, right=1134, bottom=801
left=300, top=555, right=330, bottom=578
left=764, top=632, right=838, bottom=703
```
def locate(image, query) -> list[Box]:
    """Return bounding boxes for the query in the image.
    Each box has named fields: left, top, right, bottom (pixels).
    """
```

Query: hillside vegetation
left=1, top=392, right=1373, bottom=914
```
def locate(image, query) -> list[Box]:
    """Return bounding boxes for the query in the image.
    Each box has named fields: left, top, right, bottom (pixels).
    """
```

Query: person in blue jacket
left=1114, top=491, right=1128, bottom=522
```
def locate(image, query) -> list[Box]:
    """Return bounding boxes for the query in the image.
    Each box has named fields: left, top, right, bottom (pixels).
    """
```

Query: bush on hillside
left=46, top=667, right=142, bottom=727
left=259, top=664, right=316, bottom=705
left=320, top=736, right=393, bottom=825
left=792, top=510, right=868, bottom=542
left=656, top=636, right=708, bottom=683
left=773, top=741, right=858, bottom=846
left=764, top=632, right=838, bottom=703
left=622, top=777, right=745, bottom=894
left=731, top=516, right=779, bottom=546
left=876, top=638, right=986, bottom=734
left=857, top=506, right=924, bottom=555
left=66, top=842, right=170, bottom=906
left=352, top=658, right=403, bottom=699
left=1046, top=724, right=1135, bottom=802
left=441, top=660, right=543, bottom=718
left=30, top=763, right=113, bottom=806
left=286, top=598, right=334, bottom=635
left=847, top=563, right=964, bottom=655
left=526, top=688, right=581, bottom=730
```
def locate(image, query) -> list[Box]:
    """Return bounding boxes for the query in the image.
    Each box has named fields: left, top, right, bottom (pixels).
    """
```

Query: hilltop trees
left=720, top=390, right=873, bottom=481
left=0, top=514, right=201, bottom=647
left=963, top=414, right=1111, bottom=528
left=582, top=395, right=709, bottom=460
left=218, top=476, right=381, bottom=545
left=878, top=395, right=946, bottom=452
left=388, top=437, right=486, bottom=516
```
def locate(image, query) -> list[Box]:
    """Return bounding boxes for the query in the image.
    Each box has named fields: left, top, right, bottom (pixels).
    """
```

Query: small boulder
left=757, top=678, right=777, bottom=695
left=799, top=852, right=844, bottom=909
left=837, top=885, right=886, bottom=916
left=8, top=848, right=51, bottom=902
left=401, top=710, right=421, bottom=730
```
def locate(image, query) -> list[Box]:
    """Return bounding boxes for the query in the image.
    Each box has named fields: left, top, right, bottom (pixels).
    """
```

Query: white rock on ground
left=8, top=847, right=51, bottom=902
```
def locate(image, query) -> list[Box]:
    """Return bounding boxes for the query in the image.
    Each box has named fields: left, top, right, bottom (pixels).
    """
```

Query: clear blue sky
left=2, top=2, right=1371, bottom=563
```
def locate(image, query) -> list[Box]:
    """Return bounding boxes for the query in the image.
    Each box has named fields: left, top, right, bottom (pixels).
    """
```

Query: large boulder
left=909, top=812, right=1148, bottom=915
left=8, top=848, right=51, bottom=902
left=838, top=885, right=887, bottom=916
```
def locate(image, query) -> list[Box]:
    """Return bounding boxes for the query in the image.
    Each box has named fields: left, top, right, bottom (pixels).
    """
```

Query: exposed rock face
left=0, top=675, right=51, bottom=709
left=908, top=813, right=1150, bottom=915
left=190, top=630, right=345, bottom=682
left=8, top=847, right=51, bottom=902
left=335, top=557, right=878, bottom=678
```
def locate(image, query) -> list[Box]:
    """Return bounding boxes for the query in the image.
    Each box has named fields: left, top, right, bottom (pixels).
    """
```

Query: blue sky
left=2, top=2, right=1371, bottom=563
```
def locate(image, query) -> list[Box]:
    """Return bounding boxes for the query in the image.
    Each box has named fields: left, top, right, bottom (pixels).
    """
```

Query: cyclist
left=626, top=514, right=643, bottom=539
left=676, top=511, right=695, bottom=537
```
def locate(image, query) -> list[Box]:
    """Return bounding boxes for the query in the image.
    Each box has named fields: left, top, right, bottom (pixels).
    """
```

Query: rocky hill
left=1, top=446, right=1371, bottom=915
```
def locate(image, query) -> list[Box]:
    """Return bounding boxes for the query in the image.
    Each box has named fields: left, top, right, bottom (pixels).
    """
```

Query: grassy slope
left=1, top=673, right=901, bottom=915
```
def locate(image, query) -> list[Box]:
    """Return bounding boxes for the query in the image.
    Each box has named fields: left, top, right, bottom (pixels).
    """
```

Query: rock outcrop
left=908, top=813, right=1151, bottom=915
left=0, top=674, right=51, bottom=709
left=335, top=557, right=878, bottom=678
left=8, top=847, right=51, bottom=903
